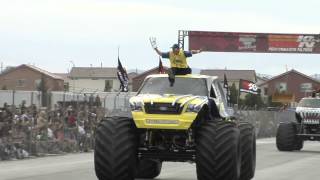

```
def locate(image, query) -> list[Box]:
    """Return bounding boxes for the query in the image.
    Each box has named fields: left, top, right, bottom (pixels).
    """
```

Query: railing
left=0, top=91, right=296, bottom=161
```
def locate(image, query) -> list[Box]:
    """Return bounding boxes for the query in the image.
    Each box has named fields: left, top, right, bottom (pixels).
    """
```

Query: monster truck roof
left=146, top=74, right=219, bottom=80
left=136, top=73, right=233, bottom=118
left=301, top=97, right=320, bottom=99
left=142, top=74, right=221, bottom=96
left=297, top=97, right=320, bottom=109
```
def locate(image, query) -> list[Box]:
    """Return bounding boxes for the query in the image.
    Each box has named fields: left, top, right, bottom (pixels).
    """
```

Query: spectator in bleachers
left=34, top=111, right=48, bottom=140
left=0, top=95, right=109, bottom=161
left=89, top=94, right=94, bottom=108
left=53, top=119, right=64, bottom=141
left=67, top=111, right=77, bottom=128
left=20, top=100, right=27, bottom=114
left=95, top=95, right=101, bottom=107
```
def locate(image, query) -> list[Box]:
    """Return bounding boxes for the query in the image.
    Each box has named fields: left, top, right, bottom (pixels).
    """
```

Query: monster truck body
left=94, top=74, right=256, bottom=180
left=130, top=74, right=231, bottom=130
left=296, top=97, right=320, bottom=128
left=277, top=97, right=320, bottom=151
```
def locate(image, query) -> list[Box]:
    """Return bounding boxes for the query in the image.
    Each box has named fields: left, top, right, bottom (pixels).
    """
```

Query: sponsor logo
left=159, top=106, right=168, bottom=111
left=298, top=35, right=320, bottom=48
left=239, top=35, right=257, bottom=51
left=268, top=35, right=320, bottom=53
left=146, top=119, right=179, bottom=125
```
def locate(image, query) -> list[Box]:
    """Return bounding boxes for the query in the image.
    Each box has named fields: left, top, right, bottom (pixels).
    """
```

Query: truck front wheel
left=135, top=159, right=162, bottom=179
left=276, top=122, right=302, bottom=151
left=196, top=120, right=241, bottom=180
left=94, top=116, right=137, bottom=180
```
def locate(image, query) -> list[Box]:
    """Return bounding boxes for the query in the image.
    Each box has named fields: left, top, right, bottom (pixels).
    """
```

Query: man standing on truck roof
left=150, top=37, right=202, bottom=86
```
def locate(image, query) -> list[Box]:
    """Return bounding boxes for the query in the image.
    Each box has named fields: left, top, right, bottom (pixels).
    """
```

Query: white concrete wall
left=66, top=78, right=120, bottom=92
left=0, top=90, right=138, bottom=109
left=0, top=90, right=42, bottom=107
left=0, top=90, right=86, bottom=108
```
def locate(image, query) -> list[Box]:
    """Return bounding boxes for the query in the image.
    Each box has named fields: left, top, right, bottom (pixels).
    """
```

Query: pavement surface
left=1, top=138, right=320, bottom=180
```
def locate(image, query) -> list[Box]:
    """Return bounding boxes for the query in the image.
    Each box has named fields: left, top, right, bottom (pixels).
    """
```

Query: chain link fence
left=237, top=110, right=295, bottom=138
left=0, top=91, right=296, bottom=161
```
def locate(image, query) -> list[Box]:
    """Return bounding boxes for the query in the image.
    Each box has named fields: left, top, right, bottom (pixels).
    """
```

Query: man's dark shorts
left=168, top=67, right=192, bottom=86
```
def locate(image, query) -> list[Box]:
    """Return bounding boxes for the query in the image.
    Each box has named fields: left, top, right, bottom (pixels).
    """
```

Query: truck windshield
left=139, top=77, right=208, bottom=96
left=298, top=98, right=320, bottom=108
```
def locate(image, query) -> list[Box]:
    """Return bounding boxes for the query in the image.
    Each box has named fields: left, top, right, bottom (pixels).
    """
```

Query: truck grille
left=300, top=112, right=320, bottom=119
left=302, top=119, right=320, bottom=125
left=300, top=112, right=320, bottom=125
left=144, top=103, right=183, bottom=114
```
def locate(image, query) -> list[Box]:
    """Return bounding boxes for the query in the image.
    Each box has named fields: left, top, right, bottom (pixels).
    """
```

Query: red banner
left=188, top=31, right=320, bottom=54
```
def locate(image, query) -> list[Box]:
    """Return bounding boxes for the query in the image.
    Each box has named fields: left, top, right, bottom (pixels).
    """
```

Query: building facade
left=259, top=69, right=320, bottom=103
left=200, top=69, right=257, bottom=99
left=132, top=67, right=168, bottom=92
left=0, top=64, right=64, bottom=91
left=200, top=69, right=257, bottom=86
left=68, top=67, right=122, bottom=92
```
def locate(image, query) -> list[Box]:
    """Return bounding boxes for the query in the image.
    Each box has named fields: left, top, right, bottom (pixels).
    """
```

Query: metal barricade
left=1, top=91, right=297, bottom=161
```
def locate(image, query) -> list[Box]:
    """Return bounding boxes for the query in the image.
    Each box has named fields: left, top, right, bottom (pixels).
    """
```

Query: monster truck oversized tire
left=135, top=160, right=162, bottom=179
left=276, top=122, right=301, bottom=151
left=295, top=138, right=304, bottom=150
left=196, top=120, right=241, bottom=180
left=294, top=123, right=303, bottom=151
left=94, top=116, right=137, bottom=180
left=239, top=123, right=256, bottom=180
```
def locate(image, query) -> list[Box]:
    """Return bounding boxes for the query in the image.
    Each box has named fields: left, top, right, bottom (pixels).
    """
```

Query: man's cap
left=171, top=44, right=179, bottom=49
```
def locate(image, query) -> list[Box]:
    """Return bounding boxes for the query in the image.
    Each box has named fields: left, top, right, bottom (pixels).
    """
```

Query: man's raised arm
left=150, top=37, right=163, bottom=56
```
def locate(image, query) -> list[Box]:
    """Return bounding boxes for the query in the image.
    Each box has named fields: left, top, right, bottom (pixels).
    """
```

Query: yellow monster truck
left=94, top=74, right=256, bottom=180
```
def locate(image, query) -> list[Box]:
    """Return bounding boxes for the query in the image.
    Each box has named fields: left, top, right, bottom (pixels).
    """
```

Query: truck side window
left=215, top=81, right=227, bottom=104
left=210, top=85, right=216, bottom=98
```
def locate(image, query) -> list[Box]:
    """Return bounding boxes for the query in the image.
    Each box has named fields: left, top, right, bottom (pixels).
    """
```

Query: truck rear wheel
left=94, top=116, right=137, bottom=180
left=276, top=122, right=301, bottom=151
left=196, top=120, right=241, bottom=180
left=135, top=159, right=162, bottom=179
left=239, top=122, right=256, bottom=180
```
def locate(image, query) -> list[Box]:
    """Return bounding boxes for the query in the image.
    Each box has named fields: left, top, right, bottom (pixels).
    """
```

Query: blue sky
left=1, top=0, right=320, bottom=76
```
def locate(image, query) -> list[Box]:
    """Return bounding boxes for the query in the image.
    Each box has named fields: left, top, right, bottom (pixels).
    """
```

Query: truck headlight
left=186, top=104, right=202, bottom=113
left=130, top=101, right=143, bottom=111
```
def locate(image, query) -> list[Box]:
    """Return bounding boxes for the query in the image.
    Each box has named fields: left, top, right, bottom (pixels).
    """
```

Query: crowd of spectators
left=0, top=99, right=105, bottom=161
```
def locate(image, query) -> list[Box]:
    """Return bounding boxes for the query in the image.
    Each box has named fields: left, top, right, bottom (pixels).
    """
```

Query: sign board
left=272, top=93, right=295, bottom=103
left=188, top=31, right=320, bottom=54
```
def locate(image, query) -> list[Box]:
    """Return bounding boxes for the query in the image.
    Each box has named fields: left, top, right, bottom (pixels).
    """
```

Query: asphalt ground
left=1, top=138, right=320, bottom=180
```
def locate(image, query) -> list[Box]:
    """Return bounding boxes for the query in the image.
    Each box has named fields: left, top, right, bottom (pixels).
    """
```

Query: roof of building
left=256, top=74, right=270, bottom=85
left=127, top=72, right=138, bottom=81
left=132, top=66, right=169, bottom=80
left=54, top=73, right=70, bottom=81
left=256, top=75, right=270, bottom=82
left=0, top=64, right=64, bottom=80
left=69, top=67, right=118, bottom=78
left=260, top=69, right=320, bottom=86
left=200, top=69, right=257, bottom=82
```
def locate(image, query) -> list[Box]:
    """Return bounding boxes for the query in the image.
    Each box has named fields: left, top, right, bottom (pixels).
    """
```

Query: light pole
left=69, top=61, right=75, bottom=93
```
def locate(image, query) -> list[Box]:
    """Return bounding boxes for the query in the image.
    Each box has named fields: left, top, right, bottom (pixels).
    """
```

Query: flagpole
left=237, top=80, right=241, bottom=112
left=237, top=91, right=240, bottom=111
left=118, top=46, right=120, bottom=59
left=117, top=45, right=122, bottom=94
